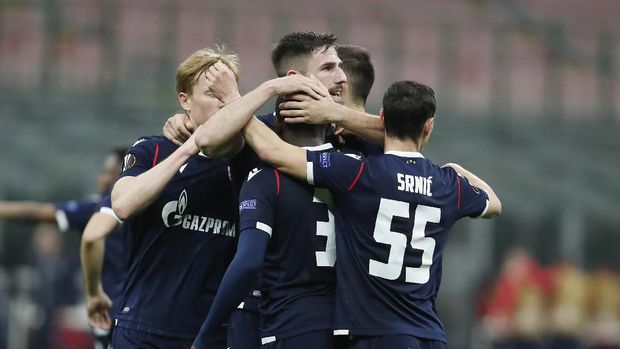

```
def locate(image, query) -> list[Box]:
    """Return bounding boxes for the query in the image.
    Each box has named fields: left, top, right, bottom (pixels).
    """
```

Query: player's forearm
left=331, top=106, right=384, bottom=144
left=0, top=202, right=57, bottom=222
left=241, top=117, right=307, bottom=180
left=195, top=81, right=276, bottom=158
left=112, top=142, right=196, bottom=220
left=445, top=163, right=502, bottom=218
left=81, top=239, right=105, bottom=297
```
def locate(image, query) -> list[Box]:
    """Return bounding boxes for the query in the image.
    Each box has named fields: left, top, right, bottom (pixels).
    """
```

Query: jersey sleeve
left=238, top=167, right=278, bottom=238
left=306, top=150, right=366, bottom=194
left=454, top=171, right=490, bottom=218
left=98, top=194, right=122, bottom=223
left=54, top=198, right=99, bottom=232
left=118, top=138, right=156, bottom=179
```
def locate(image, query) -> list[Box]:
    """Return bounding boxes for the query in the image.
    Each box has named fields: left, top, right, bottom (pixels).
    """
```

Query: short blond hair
left=176, top=45, right=240, bottom=94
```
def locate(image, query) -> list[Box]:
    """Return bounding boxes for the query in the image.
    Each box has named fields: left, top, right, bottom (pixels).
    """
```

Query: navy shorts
left=344, top=334, right=448, bottom=349
left=262, top=329, right=334, bottom=349
left=111, top=327, right=226, bottom=349
left=227, top=309, right=260, bottom=349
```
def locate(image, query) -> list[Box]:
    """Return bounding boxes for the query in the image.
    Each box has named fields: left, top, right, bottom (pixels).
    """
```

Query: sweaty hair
left=271, top=31, right=337, bottom=77
left=382, top=81, right=436, bottom=141
left=176, top=45, right=240, bottom=94
left=337, top=45, right=374, bottom=105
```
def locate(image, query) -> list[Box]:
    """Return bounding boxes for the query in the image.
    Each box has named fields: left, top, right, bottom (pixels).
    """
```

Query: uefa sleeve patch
left=239, top=199, right=257, bottom=211
left=320, top=152, right=331, bottom=168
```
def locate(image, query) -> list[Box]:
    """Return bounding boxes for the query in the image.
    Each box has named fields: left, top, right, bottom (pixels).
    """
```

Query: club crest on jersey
left=239, top=199, right=257, bottom=211
left=123, top=154, right=137, bottom=172
left=320, top=152, right=331, bottom=168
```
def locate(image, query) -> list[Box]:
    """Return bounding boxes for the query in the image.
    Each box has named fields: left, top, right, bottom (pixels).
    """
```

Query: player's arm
left=444, top=163, right=502, bottom=218
left=112, top=135, right=198, bottom=220
left=80, top=210, right=119, bottom=330
left=0, top=201, right=57, bottom=222
left=193, top=229, right=268, bottom=349
left=194, top=74, right=328, bottom=158
left=279, top=85, right=384, bottom=144
left=241, top=116, right=307, bottom=180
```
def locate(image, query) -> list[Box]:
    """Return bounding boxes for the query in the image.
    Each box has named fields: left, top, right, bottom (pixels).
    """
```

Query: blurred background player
left=109, top=46, right=241, bottom=349
left=238, top=80, right=501, bottom=349
left=0, top=148, right=125, bottom=349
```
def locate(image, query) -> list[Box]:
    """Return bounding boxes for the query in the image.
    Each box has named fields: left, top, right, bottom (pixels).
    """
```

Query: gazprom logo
left=161, top=190, right=188, bottom=228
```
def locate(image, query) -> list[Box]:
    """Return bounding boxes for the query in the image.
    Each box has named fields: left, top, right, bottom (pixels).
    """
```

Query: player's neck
left=383, top=136, right=423, bottom=154
left=280, top=124, right=327, bottom=147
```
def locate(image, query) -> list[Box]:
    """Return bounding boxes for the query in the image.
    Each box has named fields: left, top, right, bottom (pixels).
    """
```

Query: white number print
left=314, top=188, right=336, bottom=267
left=368, top=198, right=440, bottom=284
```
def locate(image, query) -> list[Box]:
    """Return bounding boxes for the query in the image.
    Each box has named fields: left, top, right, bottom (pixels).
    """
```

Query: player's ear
left=379, top=108, right=385, bottom=126
left=424, top=116, right=435, bottom=138
left=178, top=92, right=190, bottom=113
left=286, top=70, right=300, bottom=76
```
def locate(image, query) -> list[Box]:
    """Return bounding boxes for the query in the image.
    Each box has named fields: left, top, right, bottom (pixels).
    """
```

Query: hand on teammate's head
left=204, top=60, right=241, bottom=104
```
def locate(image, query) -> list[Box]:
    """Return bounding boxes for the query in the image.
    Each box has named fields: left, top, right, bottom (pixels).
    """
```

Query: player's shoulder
left=245, top=165, right=277, bottom=184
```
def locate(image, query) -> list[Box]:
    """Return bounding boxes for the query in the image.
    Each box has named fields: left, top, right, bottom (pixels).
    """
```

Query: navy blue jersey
left=239, top=144, right=336, bottom=343
left=115, top=136, right=237, bottom=339
left=55, top=196, right=100, bottom=232
left=97, top=194, right=129, bottom=316
left=306, top=150, right=489, bottom=342
left=325, top=126, right=384, bottom=157
left=228, top=112, right=276, bottom=312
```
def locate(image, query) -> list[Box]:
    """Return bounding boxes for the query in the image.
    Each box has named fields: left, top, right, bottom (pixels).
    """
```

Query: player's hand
left=86, top=289, right=113, bottom=330
left=205, top=61, right=241, bottom=104
left=268, top=75, right=329, bottom=100
left=163, top=113, right=195, bottom=146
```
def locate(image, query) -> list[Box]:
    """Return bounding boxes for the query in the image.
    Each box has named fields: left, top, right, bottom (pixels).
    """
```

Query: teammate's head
left=272, top=31, right=346, bottom=103
left=97, top=147, right=127, bottom=194
left=176, top=46, right=240, bottom=127
left=337, top=45, right=374, bottom=109
left=381, top=81, right=436, bottom=147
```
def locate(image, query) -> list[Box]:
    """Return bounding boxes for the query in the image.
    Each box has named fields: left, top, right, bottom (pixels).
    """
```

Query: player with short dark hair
left=337, top=45, right=374, bottom=108
left=237, top=80, right=501, bottom=349
left=109, top=46, right=242, bottom=349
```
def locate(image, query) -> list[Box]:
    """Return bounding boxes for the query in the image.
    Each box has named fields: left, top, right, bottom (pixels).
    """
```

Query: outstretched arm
left=80, top=211, right=120, bottom=330
left=0, top=201, right=57, bottom=222
left=193, top=230, right=268, bottom=349
left=241, top=116, right=307, bottom=180
left=194, top=74, right=327, bottom=158
left=112, top=135, right=198, bottom=220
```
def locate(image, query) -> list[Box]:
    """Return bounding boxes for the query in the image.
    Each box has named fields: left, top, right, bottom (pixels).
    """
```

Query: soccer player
left=237, top=80, right=502, bottom=349
left=0, top=148, right=125, bottom=348
left=109, top=47, right=243, bottom=349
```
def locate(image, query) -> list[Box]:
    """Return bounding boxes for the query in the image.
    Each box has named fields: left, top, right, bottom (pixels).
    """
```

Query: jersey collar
left=304, top=143, right=333, bottom=151
left=385, top=150, right=424, bottom=158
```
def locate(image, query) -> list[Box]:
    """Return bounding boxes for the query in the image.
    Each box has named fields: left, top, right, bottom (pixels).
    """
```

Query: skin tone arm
left=443, top=163, right=502, bottom=218
left=0, top=202, right=57, bottom=222
left=111, top=134, right=198, bottom=220
left=193, top=75, right=328, bottom=156
left=279, top=88, right=385, bottom=144
left=80, top=212, right=119, bottom=329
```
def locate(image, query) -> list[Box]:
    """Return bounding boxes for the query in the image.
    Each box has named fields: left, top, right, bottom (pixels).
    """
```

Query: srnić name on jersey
left=397, top=173, right=433, bottom=197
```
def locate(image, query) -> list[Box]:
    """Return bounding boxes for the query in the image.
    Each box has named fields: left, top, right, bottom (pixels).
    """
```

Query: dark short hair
left=271, top=31, right=337, bottom=77
left=337, top=45, right=374, bottom=104
left=382, top=81, right=436, bottom=141
left=111, top=147, right=129, bottom=163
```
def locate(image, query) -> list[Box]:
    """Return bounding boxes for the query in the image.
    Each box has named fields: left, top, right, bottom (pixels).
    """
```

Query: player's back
left=308, top=150, right=488, bottom=342
left=239, top=148, right=337, bottom=343
left=115, top=136, right=237, bottom=339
